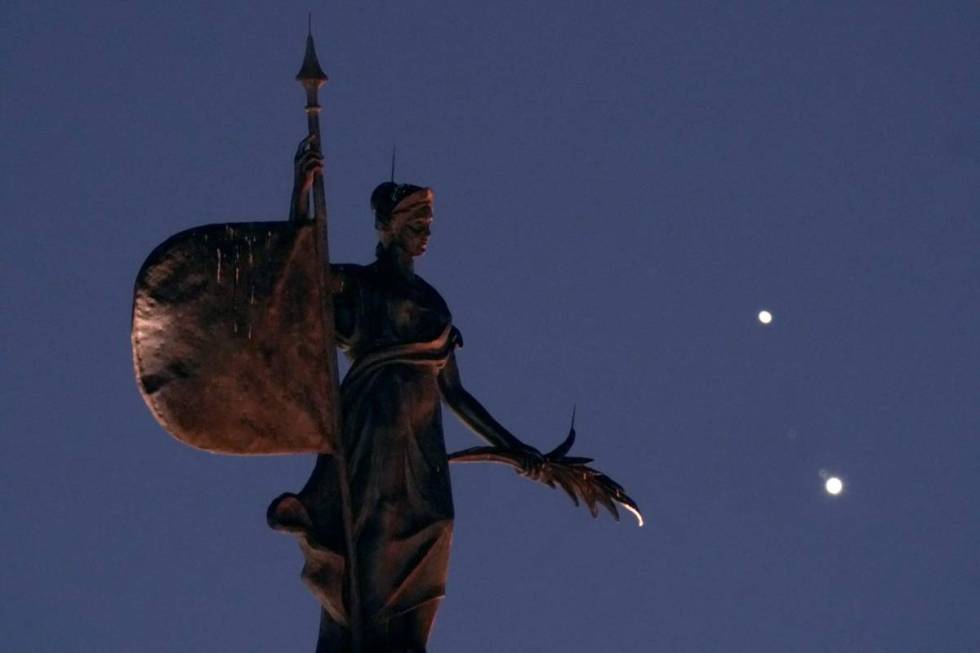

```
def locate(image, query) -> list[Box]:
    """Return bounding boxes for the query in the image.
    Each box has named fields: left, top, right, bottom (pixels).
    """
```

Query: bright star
left=757, top=310, right=773, bottom=325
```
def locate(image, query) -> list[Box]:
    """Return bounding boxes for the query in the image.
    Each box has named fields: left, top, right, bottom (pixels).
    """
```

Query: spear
left=296, top=24, right=364, bottom=651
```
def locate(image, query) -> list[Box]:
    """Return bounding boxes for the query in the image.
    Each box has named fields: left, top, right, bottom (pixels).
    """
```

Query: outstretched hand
left=447, top=412, right=643, bottom=526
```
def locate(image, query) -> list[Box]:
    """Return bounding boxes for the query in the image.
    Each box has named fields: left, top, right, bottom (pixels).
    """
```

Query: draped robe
left=268, top=258, right=459, bottom=652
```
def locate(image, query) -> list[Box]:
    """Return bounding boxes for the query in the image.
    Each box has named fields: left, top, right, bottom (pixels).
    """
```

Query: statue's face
left=390, top=206, right=433, bottom=257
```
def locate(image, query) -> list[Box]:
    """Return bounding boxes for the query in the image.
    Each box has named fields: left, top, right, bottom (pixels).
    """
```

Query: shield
left=131, top=220, right=338, bottom=455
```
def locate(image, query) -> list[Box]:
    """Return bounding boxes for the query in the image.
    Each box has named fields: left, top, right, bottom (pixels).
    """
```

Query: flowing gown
left=268, top=257, right=460, bottom=652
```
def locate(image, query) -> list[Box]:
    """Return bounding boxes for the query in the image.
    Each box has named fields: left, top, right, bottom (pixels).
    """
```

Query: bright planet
left=757, top=310, right=773, bottom=325
left=825, top=477, right=844, bottom=495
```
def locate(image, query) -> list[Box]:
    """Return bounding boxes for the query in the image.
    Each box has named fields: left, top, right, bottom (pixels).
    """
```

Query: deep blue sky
left=2, top=1, right=979, bottom=651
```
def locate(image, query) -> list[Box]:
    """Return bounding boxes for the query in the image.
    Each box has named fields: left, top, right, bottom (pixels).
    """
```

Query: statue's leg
left=314, top=608, right=350, bottom=653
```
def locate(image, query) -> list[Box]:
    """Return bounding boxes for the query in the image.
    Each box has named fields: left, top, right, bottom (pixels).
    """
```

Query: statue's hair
left=370, top=182, right=423, bottom=228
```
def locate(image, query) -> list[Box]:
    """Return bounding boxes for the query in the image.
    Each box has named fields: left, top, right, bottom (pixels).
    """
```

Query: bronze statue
left=131, top=29, right=639, bottom=653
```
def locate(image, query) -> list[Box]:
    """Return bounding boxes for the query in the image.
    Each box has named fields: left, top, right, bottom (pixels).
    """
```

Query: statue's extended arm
left=438, top=353, right=542, bottom=456
left=440, top=352, right=644, bottom=526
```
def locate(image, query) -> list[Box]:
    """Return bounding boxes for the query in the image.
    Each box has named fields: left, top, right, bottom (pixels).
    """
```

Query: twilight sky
left=2, top=1, right=979, bottom=651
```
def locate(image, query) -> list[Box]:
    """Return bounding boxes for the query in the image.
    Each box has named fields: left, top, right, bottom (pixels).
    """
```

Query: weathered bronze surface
left=132, top=220, right=337, bottom=454
left=131, top=28, right=641, bottom=653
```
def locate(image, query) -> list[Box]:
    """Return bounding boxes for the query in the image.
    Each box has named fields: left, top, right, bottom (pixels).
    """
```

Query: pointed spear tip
left=296, top=16, right=328, bottom=83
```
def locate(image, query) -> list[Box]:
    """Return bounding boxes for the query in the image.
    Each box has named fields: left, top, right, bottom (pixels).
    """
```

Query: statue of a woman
left=268, top=137, right=547, bottom=652
left=130, top=43, right=637, bottom=653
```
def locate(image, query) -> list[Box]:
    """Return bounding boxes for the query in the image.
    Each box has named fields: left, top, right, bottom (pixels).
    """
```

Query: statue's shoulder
left=414, top=274, right=451, bottom=313
left=414, top=273, right=440, bottom=294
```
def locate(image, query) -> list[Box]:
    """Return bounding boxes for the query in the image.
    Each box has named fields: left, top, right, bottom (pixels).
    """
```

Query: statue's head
left=371, top=182, right=434, bottom=258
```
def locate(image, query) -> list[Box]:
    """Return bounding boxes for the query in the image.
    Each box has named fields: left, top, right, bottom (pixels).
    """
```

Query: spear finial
left=390, top=145, right=397, bottom=183
left=296, top=18, right=328, bottom=85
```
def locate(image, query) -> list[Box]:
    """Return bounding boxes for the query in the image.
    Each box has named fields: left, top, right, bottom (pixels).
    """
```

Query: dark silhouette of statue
left=131, top=28, right=639, bottom=653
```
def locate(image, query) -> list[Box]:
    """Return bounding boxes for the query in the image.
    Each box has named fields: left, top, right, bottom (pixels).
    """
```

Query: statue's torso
left=333, top=261, right=451, bottom=361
